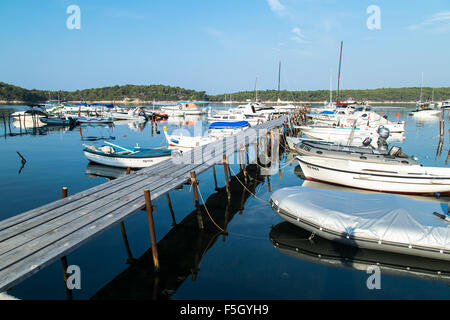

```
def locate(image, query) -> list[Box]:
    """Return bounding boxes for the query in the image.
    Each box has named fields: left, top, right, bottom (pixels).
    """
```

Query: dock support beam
left=144, top=189, right=160, bottom=271
left=190, top=171, right=204, bottom=231
left=222, top=154, right=231, bottom=201
left=119, top=221, right=135, bottom=264
left=165, top=193, right=177, bottom=226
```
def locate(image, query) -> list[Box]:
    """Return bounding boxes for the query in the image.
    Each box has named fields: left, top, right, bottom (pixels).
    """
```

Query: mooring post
left=126, top=167, right=131, bottom=175
left=267, top=176, right=272, bottom=193
left=222, top=154, right=231, bottom=201
left=212, top=165, right=218, bottom=191
left=222, top=204, right=230, bottom=242
left=119, top=221, right=135, bottom=264
left=165, top=193, right=177, bottom=226
left=190, top=171, right=204, bottom=230
left=8, top=114, right=12, bottom=136
left=144, top=189, right=160, bottom=271
left=2, top=115, right=6, bottom=139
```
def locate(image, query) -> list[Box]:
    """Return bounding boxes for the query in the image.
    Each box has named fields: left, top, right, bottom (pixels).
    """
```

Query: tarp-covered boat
left=208, top=120, right=250, bottom=137
left=270, top=187, right=450, bottom=261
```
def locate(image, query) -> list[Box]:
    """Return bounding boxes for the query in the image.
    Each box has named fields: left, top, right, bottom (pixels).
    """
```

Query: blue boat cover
left=319, top=110, right=334, bottom=115
left=209, top=121, right=249, bottom=129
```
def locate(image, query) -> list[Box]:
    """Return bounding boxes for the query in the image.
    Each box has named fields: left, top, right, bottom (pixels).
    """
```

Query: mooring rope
left=196, top=184, right=226, bottom=232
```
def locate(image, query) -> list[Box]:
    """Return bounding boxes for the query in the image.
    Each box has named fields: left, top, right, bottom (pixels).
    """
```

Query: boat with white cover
left=207, top=121, right=250, bottom=137
left=270, top=186, right=450, bottom=261
left=297, top=155, right=450, bottom=194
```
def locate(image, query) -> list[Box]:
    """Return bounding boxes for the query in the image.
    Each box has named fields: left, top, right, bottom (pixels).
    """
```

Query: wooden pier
left=0, top=115, right=287, bottom=292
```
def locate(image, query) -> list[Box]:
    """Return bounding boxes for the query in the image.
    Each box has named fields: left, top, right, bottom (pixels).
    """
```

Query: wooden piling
left=126, top=167, right=131, bottom=175
left=212, top=165, right=218, bottom=191
left=2, top=115, right=6, bottom=139
left=143, top=189, right=160, bottom=271
left=222, top=155, right=231, bottom=201
left=190, top=171, right=204, bottom=230
left=165, top=193, right=177, bottom=226
left=119, top=221, right=135, bottom=264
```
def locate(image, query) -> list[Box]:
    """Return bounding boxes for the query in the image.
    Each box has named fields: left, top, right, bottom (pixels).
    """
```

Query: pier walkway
left=0, top=116, right=287, bottom=292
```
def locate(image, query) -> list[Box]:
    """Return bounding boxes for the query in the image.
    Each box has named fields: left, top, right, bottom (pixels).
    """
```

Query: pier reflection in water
left=90, top=164, right=263, bottom=300
left=270, top=222, right=450, bottom=285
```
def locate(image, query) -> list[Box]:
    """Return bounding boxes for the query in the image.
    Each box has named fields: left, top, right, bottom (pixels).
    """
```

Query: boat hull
left=84, top=151, right=171, bottom=168
left=270, top=187, right=450, bottom=261
left=297, top=156, right=450, bottom=194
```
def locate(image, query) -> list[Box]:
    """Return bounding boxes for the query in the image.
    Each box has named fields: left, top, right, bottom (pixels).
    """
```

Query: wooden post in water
left=143, top=189, right=160, bottom=271
left=2, top=115, right=6, bottom=139
left=119, top=221, right=135, bottom=264
left=212, top=165, right=218, bottom=191
left=8, top=115, right=12, bottom=136
left=222, top=154, right=231, bottom=201
left=18, top=114, right=22, bottom=135
left=165, top=193, right=177, bottom=226
left=126, top=167, right=131, bottom=175
left=190, top=171, right=204, bottom=230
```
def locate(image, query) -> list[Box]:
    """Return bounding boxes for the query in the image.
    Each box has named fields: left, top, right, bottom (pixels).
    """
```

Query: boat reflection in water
left=91, top=164, right=263, bottom=300
left=270, top=222, right=450, bottom=285
left=85, top=163, right=135, bottom=180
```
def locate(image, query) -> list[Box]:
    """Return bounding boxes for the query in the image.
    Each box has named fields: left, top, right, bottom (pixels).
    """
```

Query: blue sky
left=0, top=0, right=449, bottom=94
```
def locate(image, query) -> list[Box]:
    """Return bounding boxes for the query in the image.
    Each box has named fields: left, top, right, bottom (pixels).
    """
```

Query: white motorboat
left=163, top=126, right=216, bottom=149
left=441, top=99, right=450, bottom=109
left=270, top=187, right=450, bottom=261
left=161, top=102, right=206, bottom=117
left=297, top=155, right=450, bottom=194
left=105, top=107, right=149, bottom=121
left=207, top=121, right=250, bottom=137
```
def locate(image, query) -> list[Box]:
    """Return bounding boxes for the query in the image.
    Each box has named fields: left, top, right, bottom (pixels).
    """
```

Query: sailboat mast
left=254, top=77, right=258, bottom=101
left=420, top=72, right=424, bottom=102
left=329, top=69, right=332, bottom=104
left=277, top=61, right=281, bottom=101
left=337, top=41, right=343, bottom=104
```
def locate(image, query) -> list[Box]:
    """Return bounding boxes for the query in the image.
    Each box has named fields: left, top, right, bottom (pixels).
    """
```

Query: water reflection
left=91, top=164, right=263, bottom=300
left=270, top=222, right=450, bottom=285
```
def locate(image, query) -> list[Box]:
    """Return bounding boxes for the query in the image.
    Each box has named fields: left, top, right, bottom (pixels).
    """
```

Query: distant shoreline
left=0, top=100, right=418, bottom=106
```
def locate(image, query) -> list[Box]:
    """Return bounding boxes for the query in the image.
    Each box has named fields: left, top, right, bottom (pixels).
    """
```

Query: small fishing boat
left=207, top=121, right=250, bottom=137
left=294, top=140, right=418, bottom=165
left=297, top=155, right=450, bottom=194
left=163, top=126, right=216, bottom=149
left=76, top=116, right=114, bottom=124
left=270, top=222, right=450, bottom=284
left=40, top=115, right=77, bottom=126
left=161, top=102, right=206, bottom=117
left=270, top=187, right=450, bottom=261
left=83, top=142, right=175, bottom=168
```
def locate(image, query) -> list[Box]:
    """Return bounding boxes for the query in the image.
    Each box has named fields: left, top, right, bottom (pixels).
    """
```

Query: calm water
left=0, top=104, right=449, bottom=300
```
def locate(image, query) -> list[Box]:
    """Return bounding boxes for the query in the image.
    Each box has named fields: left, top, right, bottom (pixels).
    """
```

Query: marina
left=1, top=0, right=450, bottom=304
left=0, top=103, right=450, bottom=299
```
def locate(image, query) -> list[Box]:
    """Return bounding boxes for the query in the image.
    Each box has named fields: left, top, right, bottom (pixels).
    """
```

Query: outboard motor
left=383, top=115, right=388, bottom=120
left=377, top=126, right=390, bottom=151
left=139, top=109, right=150, bottom=121
left=362, top=137, right=372, bottom=147
left=388, top=146, right=409, bottom=158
